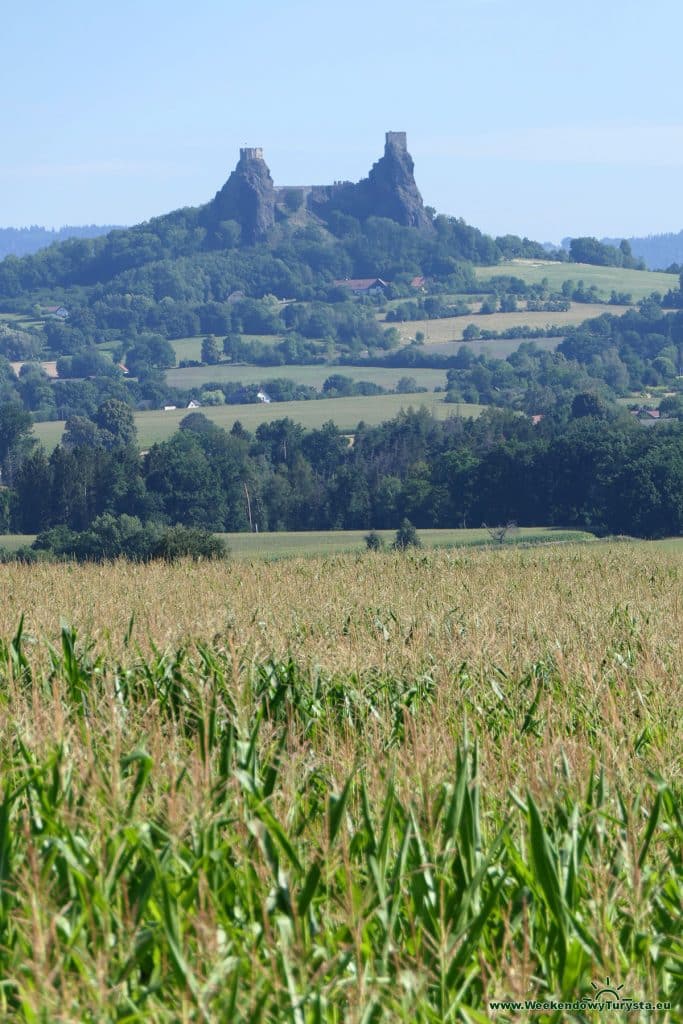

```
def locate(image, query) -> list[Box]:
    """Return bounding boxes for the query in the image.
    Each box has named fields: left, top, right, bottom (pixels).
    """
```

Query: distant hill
left=0, top=132, right=548, bottom=323
left=0, top=225, right=122, bottom=260
left=600, top=232, right=683, bottom=272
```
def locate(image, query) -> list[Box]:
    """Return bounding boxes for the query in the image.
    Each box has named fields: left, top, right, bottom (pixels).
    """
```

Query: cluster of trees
left=1, top=303, right=682, bottom=427
left=444, top=342, right=602, bottom=410
left=558, top=303, right=683, bottom=390
left=31, top=516, right=225, bottom=562
left=566, top=237, right=645, bottom=269
left=3, top=400, right=682, bottom=541
left=0, top=189, right=558, bottom=359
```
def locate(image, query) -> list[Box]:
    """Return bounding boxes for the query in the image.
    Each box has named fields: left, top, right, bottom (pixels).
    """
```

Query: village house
left=42, top=305, right=69, bottom=320
left=332, top=277, right=388, bottom=296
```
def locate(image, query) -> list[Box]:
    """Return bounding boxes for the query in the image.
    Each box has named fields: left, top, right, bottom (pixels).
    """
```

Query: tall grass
left=0, top=545, right=681, bottom=1020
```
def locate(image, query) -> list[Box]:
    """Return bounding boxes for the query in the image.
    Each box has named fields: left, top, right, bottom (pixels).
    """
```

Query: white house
left=257, top=389, right=271, bottom=404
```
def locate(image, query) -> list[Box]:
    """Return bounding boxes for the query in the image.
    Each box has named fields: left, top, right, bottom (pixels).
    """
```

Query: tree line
left=3, top=402, right=682, bottom=542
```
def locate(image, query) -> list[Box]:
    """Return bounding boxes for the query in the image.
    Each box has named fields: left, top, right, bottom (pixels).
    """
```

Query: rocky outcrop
left=208, top=133, right=433, bottom=244
left=208, top=148, right=275, bottom=244
left=307, top=133, right=433, bottom=232
left=364, top=132, right=433, bottom=230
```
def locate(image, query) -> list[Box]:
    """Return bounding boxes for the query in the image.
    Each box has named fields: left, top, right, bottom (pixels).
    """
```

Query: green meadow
left=32, top=393, right=485, bottom=451
left=164, top=363, right=447, bottom=391
left=474, top=258, right=675, bottom=300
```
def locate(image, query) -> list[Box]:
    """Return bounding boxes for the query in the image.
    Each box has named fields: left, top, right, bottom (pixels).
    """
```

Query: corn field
left=0, top=545, right=681, bottom=1021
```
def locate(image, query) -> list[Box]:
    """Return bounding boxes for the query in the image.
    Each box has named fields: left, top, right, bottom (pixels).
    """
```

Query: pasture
left=165, top=362, right=447, bottom=391
left=387, top=301, right=619, bottom=345
left=474, top=258, right=675, bottom=301
left=32, top=393, right=485, bottom=451
left=0, top=544, right=680, bottom=1020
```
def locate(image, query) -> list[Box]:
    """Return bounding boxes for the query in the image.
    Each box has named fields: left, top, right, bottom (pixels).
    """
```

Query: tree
left=201, top=334, right=222, bottom=365
left=392, top=518, right=421, bottom=550
left=93, top=399, right=137, bottom=449
left=0, top=401, right=33, bottom=481
left=483, top=521, right=517, bottom=545
left=571, top=392, right=608, bottom=419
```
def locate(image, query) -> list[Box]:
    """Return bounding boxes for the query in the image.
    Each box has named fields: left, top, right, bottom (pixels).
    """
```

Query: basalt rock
left=307, top=132, right=433, bottom=232
left=363, top=131, right=433, bottom=230
left=208, top=147, right=275, bottom=244
left=208, top=133, right=433, bottom=243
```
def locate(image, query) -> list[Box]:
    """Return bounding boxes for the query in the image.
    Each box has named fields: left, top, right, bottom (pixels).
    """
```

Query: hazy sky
left=2, top=0, right=681, bottom=242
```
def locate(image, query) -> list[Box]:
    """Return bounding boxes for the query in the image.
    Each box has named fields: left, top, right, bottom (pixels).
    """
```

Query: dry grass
left=388, top=301, right=620, bottom=345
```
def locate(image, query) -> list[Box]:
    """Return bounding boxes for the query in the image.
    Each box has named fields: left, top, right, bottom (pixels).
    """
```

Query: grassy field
left=388, top=301, right=619, bottom=345
left=0, top=544, right=680, bottom=1020
left=165, top=363, right=447, bottom=391
left=217, top=526, right=593, bottom=558
left=167, top=334, right=284, bottom=362
left=0, top=534, right=37, bottom=551
left=474, top=258, right=675, bottom=301
left=32, top=393, right=484, bottom=451
left=406, top=334, right=561, bottom=359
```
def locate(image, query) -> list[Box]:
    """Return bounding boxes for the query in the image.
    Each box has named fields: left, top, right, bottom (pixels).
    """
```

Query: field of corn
left=0, top=544, right=681, bottom=1022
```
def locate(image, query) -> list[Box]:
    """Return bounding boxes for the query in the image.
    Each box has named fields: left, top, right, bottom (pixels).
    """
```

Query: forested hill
left=0, top=134, right=548, bottom=310
left=0, top=225, right=120, bottom=261
left=601, top=230, right=683, bottom=271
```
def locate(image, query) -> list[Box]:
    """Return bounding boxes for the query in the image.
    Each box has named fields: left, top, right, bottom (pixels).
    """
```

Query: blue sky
left=1, top=0, right=681, bottom=242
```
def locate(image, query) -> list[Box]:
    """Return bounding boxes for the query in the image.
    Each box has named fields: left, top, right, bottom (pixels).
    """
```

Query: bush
left=364, top=530, right=384, bottom=551
left=152, top=525, right=227, bottom=562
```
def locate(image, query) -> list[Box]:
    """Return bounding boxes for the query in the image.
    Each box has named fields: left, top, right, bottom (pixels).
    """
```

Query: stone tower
left=385, top=131, right=407, bottom=153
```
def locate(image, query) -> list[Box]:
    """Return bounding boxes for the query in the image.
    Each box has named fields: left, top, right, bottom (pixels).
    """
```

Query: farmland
left=474, top=258, right=675, bottom=301
left=0, top=543, right=680, bottom=1020
left=386, top=301, right=620, bottom=346
left=216, top=526, right=593, bottom=558
left=165, top=362, right=447, bottom=391
left=32, top=393, right=484, bottom=451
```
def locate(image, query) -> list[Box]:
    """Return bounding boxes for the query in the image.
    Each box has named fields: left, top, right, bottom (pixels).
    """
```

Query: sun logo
left=591, top=977, right=625, bottom=999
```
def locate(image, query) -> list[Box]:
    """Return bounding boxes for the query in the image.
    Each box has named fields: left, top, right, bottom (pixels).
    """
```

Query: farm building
left=333, top=277, right=388, bottom=295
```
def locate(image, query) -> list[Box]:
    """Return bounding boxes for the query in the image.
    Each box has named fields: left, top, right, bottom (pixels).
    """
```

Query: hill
left=0, top=132, right=547, bottom=326
left=602, top=230, right=683, bottom=271
left=0, top=224, right=121, bottom=260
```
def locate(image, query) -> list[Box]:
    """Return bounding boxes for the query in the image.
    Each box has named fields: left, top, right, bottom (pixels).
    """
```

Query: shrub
left=152, top=525, right=227, bottom=562
left=364, top=530, right=384, bottom=551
